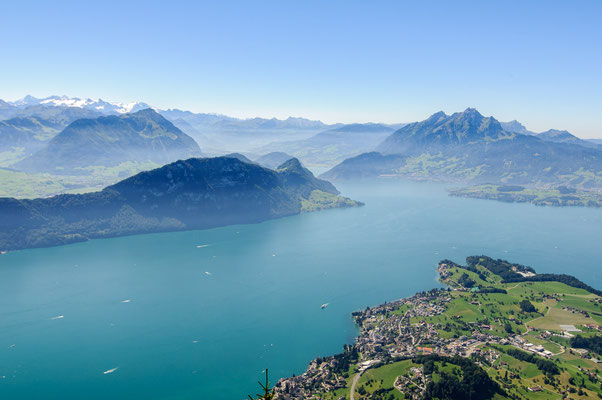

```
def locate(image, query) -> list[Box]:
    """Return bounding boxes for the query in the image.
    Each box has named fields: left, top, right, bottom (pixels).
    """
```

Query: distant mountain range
left=2, top=96, right=602, bottom=186
left=322, top=108, right=602, bottom=190
left=5, top=95, right=152, bottom=115
left=2, top=96, right=336, bottom=153
left=14, top=109, right=201, bottom=174
left=0, top=156, right=360, bottom=251
left=160, top=109, right=337, bottom=153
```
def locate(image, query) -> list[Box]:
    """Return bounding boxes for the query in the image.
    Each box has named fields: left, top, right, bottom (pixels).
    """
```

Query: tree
left=248, top=369, right=276, bottom=400
left=519, top=300, right=536, bottom=313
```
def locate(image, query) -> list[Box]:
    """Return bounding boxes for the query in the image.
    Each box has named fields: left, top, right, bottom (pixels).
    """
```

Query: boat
left=103, top=367, right=118, bottom=375
left=321, top=303, right=329, bottom=309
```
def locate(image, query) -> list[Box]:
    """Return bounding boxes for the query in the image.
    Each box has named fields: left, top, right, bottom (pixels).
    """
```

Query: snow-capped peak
left=9, top=95, right=152, bottom=114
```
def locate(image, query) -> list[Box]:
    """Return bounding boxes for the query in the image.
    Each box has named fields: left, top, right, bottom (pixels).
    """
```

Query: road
left=349, top=372, right=361, bottom=400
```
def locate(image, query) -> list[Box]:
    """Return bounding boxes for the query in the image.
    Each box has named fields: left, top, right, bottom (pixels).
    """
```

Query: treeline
left=466, top=256, right=535, bottom=280
left=478, top=287, right=507, bottom=294
left=450, top=256, right=602, bottom=298
left=494, top=346, right=559, bottom=376
left=412, top=355, right=503, bottom=400
left=504, top=273, right=602, bottom=297
left=570, top=335, right=602, bottom=355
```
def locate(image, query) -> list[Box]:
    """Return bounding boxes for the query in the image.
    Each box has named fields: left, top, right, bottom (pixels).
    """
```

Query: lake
left=1, top=179, right=601, bottom=399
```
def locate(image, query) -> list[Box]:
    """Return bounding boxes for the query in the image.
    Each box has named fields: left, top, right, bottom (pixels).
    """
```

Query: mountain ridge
left=0, top=156, right=361, bottom=251
left=323, top=108, right=602, bottom=190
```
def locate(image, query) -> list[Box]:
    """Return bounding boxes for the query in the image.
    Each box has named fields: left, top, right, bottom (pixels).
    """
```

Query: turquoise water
left=1, top=179, right=602, bottom=399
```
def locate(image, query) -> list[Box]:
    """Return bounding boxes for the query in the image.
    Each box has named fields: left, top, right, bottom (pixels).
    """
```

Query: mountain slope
left=321, top=152, right=406, bottom=180
left=500, top=120, right=534, bottom=135
left=323, top=108, right=602, bottom=189
left=254, top=152, right=295, bottom=169
left=0, top=106, right=104, bottom=166
left=14, top=109, right=201, bottom=174
left=536, top=129, right=599, bottom=149
left=0, top=99, right=17, bottom=120
left=0, top=106, right=103, bottom=147
left=0, top=156, right=360, bottom=251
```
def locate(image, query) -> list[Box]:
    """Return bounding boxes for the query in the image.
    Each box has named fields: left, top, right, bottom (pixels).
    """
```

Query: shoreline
left=273, top=256, right=602, bottom=399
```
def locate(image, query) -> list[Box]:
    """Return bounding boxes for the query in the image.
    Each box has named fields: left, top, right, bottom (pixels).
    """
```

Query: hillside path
left=350, top=373, right=361, bottom=400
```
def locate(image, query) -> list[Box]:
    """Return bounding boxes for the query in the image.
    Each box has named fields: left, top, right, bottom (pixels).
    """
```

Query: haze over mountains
left=0, top=106, right=103, bottom=164
left=323, top=108, right=602, bottom=190
left=14, top=109, right=201, bottom=174
left=1, top=95, right=601, bottom=199
left=257, top=123, right=396, bottom=166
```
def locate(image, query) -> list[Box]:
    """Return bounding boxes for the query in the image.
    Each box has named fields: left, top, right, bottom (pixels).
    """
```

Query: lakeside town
left=274, top=257, right=602, bottom=400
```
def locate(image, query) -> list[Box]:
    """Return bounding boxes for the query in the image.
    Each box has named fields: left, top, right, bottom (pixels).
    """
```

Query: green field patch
left=528, top=308, right=596, bottom=331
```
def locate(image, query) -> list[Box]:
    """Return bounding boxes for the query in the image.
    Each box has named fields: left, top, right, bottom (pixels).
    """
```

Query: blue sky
left=1, top=0, right=601, bottom=137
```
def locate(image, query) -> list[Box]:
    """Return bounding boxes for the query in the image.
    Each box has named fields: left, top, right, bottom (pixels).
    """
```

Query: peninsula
left=449, top=185, right=602, bottom=209
left=274, top=256, right=602, bottom=400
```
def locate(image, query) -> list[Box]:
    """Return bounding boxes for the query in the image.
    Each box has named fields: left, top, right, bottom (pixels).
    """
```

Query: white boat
left=321, top=303, right=329, bottom=309
left=103, top=367, right=118, bottom=374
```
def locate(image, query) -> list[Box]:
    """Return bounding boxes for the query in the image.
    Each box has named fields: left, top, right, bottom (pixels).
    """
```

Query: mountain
left=14, top=109, right=201, bottom=174
left=323, top=108, right=602, bottom=190
left=8, top=95, right=151, bottom=115
left=255, top=152, right=295, bottom=169
left=500, top=120, right=534, bottom=135
left=376, top=108, right=514, bottom=155
left=258, top=123, right=395, bottom=166
left=588, top=139, right=602, bottom=145
left=0, top=156, right=361, bottom=251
